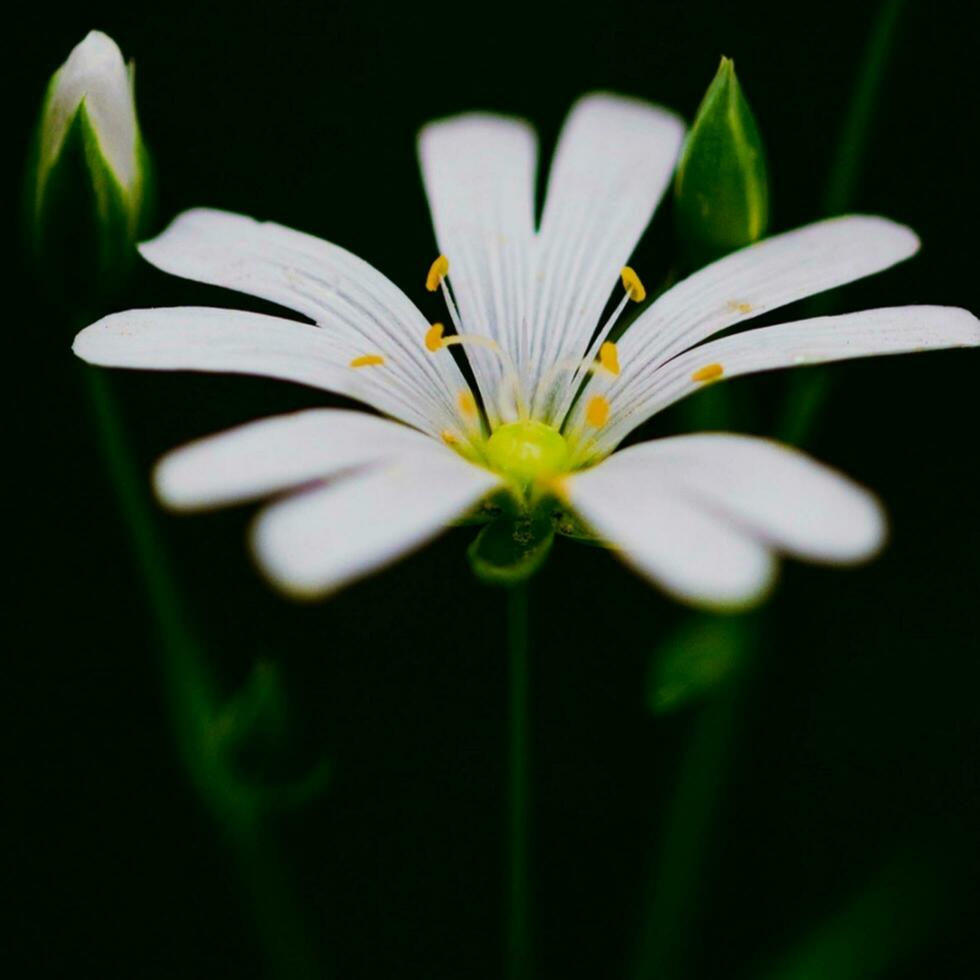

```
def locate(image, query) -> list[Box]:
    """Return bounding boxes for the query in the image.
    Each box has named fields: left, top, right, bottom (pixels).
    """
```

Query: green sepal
left=674, top=56, right=769, bottom=271
left=646, top=614, right=755, bottom=715
left=467, top=507, right=555, bottom=586
left=554, top=507, right=609, bottom=548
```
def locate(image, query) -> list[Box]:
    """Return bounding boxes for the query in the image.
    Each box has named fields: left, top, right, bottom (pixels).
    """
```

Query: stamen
left=599, top=341, right=620, bottom=376
left=691, top=362, right=724, bottom=383
left=426, top=254, right=449, bottom=292
left=425, top=322, right=445, bottom=352
left=441, top=429, right=459, bottom=446
left=442, top=333, right=501, bottom=353
left=585, top=395, right=611, bottom=428
left=621, top=266, right=647, bottom=302
left=428, top=328, right=527, bottom=421
left=349, top=354, right=385, bottom=368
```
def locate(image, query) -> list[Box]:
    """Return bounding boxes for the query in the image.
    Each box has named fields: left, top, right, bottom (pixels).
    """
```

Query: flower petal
left=586, top=305, right=980, bottom=453
left=73, top=306, right=457, bottom=436
left=138, top=208, right=468, bottom=421
left=594, top=435, right=886, bottom=563
left=572, top=215, right=921, bottom=437
left=566, top=456, right=776, bottom=609
left=418, top=113, right=537, bottom=421
left=154, top=409, right=436, bottom=511
left=531, top=93, right=685, bottom=419
left=251, top=452, right=500, bottom=598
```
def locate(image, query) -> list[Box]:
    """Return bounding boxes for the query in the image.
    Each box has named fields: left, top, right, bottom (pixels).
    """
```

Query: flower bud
left=25, top=31, right=151, bottom=309
left=674, top=57, right=769, bottom=270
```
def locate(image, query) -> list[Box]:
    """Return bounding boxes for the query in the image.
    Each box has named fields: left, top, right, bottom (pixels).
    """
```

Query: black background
left=8, top=2, right=979, bottom=978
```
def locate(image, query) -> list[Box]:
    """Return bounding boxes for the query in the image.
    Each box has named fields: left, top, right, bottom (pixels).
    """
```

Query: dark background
left=8, top=1, right=979, bottom=978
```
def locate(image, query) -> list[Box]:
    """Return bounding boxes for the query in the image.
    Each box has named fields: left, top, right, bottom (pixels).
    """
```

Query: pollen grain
left=727, top=300, right=753, bottom=314
left=458, top=390, right=478, bottom=418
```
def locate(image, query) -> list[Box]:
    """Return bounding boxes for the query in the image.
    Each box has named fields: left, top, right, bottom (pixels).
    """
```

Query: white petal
left=43, top=31, right=137, bottom=191
left=590, top=305, right=980, bottom=452
left=573, top=215, right=921, bottom=438
left=138, top=208, right=468, bottom=423
left=418, top=114, right=536, bottom=420
left=252, top=452, right=500, bottom=598
left=567, top=455, right=776, bottom=609
left=595, top=435, right=886, bottom=563
left=73, top=306, right=452, bottom=436
left=154, top=409, right=436, bottom=511
left=530, top=93, right=685, bottom=419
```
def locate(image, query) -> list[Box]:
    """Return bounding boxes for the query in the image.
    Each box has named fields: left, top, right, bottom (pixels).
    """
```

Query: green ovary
left=485, top=420, right=569, bottom=484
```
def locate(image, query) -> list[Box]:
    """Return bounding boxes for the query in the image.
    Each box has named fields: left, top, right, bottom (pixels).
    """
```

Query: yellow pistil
left=426, top=254, right=450, bottom=292
left=425, top=322, right=445, bottom=352
left=458, top=390, right=478, bottom=418
left=621, top=266, right=647, bottom=302
left=349, top=354, right=385, bottom=368
left=598, top=340, right=620, bottom=376
left=691, top=362, right=725, bottom=383
left=585, top=394, right=611, bottom=428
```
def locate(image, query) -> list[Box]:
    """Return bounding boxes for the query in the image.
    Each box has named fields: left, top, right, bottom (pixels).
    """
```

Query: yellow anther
left=621, top=266, right=647, bottom=302
left=585, top=394, right=611, bottom=428
left=727, top=300, right=753, bottom=314
left=691, top=362, right=725, bottom=383
left=598, top=341, right=621, bottom=376
left=349, top=354, right=385, bottom=368
left=458, top=390, right=478, bottom=418
left=441, top=429, right=458, bottom=446
left=425, top=322, right=445, bottom=352
left=426, top=254, right=450, bottom=292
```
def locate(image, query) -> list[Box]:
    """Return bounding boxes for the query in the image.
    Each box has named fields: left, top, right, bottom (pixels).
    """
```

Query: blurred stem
left=507, top=582, right=531, bottom=980
left=779, top=0, right=907, bottom=445
left=630, top=620, right=756, bottom=980
left=82, top=366, right=319, bottom=980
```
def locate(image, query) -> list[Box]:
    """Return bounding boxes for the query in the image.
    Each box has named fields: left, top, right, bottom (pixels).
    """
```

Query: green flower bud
left=25, top=31, right=152, bottom=309
left=674, top=57, right=769, bottom=270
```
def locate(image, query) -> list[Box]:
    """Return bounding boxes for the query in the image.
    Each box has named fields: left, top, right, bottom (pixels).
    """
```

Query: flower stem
left=81, top=365, right=320, bottom=980
left=507, top=581, right=531, bottom=980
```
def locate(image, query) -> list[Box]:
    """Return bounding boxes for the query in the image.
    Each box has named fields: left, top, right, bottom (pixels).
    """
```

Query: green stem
left=507, top=582, right=531, bottom=980
left=779, top=0, right=907, bottom=446
left=82, top=366, right=319, bottom=980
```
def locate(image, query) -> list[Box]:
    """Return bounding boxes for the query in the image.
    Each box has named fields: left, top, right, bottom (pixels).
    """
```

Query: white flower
left=73, top=93, right=979, bottom=608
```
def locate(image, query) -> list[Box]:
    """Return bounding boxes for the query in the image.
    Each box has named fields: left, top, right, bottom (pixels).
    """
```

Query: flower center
left=485, top=420, right=569, bottom=483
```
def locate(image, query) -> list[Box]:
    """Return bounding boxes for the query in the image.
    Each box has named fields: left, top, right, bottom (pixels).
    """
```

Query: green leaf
left=467, top=510, right=554, bottom=586
left=647, top=615, right=754, bottom=715
left=674, top=56, right=769, bottom=271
